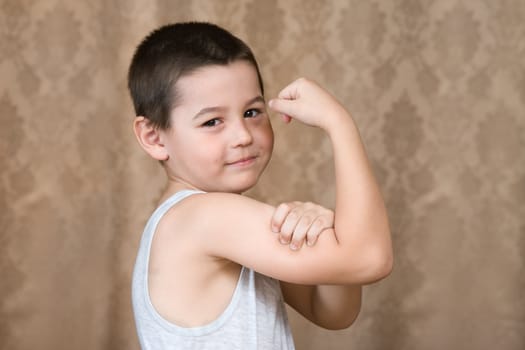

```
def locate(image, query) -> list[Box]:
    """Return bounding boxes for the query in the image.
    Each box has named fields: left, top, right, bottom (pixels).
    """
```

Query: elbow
left=343, top=242, right=393, bottom=285
left=361, top=224, right=394, bottom=283
left=373, top=248, right=394, bottom=281
left=364, top=244, right=393, bottom=283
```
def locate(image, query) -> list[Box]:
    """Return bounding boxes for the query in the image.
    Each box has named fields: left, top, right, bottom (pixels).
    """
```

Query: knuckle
left=289, top=208, right=302, bottom=218
left=278, top=202, right=292, bottom=212
left=301, top=214, right=314, bottom=225
left=287, top=212, right=299, bottom=222
left=303, top=202, right=316, bottom=210
left=314, top=217, right=327, bottom=228
left=297, top=77, right=311, bottom=85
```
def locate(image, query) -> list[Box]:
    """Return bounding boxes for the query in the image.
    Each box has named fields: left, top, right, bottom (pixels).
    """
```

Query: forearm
left=280, top=281, right=361, bottom=330
left=310, top=284, right=362, bottom=329
left=326, top=113, right=393, bottom=281
left=268, top=78, right=392, bottom=283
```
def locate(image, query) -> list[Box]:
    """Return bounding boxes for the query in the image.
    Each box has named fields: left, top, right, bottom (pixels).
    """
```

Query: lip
left=226, top=156, right=257, bottom=167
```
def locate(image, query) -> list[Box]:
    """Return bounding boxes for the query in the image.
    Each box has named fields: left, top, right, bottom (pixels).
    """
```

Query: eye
left=202, top=118, right=221, bottom=127
left=244, top=109, right=261, bottom=118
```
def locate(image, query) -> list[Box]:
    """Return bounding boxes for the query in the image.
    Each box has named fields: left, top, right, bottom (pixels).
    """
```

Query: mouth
left=226, top=155, right=257, bottom=167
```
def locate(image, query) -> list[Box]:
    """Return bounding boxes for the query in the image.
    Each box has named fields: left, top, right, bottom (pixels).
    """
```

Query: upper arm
left=178, top=192, right=378, bottom=285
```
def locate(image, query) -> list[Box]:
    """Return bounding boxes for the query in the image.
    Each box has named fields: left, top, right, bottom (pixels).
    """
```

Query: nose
left=231, top=119, right=253, bottom=148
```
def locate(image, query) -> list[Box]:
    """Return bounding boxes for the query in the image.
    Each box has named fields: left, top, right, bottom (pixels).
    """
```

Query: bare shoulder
left=158, top=191, right=274, bottom=251
left=168, top=191, right=276, bottom=249
left=174, top=191, right=275, bottom=228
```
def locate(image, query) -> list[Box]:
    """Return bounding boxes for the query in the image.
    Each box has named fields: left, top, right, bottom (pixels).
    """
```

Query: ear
left=133, top=116, right=169, bottom=161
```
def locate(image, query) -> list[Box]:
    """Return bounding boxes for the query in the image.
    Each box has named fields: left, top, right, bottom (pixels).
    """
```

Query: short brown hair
left=128, top=22, right=264, bottom=129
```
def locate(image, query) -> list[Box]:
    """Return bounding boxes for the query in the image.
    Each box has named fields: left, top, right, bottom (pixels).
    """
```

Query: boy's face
left=160, top=61, right=274, bottom=193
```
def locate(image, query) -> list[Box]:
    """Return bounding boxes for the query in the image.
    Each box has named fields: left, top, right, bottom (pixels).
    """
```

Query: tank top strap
left=150, top=189, right=205, bottom=222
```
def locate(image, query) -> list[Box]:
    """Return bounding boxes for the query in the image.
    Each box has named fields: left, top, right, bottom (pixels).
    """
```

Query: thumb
left=268, top=98, right=299, bottom=120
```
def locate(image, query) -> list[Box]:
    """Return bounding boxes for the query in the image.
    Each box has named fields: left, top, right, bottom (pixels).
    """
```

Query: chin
left=199, top=178, right=257, bottom=194
left=229, top=181, right=257, bottom=194
left=205, top=165, right=266, bottom=193
left=226, top=176, right=260, bottom=194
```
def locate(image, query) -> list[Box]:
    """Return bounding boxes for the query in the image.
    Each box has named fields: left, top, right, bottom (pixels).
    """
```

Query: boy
left=129, top=22, right=392, bottom=349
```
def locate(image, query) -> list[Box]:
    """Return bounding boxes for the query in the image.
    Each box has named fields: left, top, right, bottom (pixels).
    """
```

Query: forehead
left=174, top=61, right=262, bottom=108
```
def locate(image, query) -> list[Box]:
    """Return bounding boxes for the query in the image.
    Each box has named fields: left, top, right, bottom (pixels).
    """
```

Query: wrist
left=323, top=109, right=357, bottom=137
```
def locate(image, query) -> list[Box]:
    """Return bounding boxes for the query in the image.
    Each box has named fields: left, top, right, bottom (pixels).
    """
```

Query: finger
left=306, top=217, right=326, bottom=246
left=268, top=98, right=301, bottom=119
left=279, top=208, right=301, bottom=244
left=271, top=203, right=293, bottom=233
left=289, top=215, right=314, bottom=251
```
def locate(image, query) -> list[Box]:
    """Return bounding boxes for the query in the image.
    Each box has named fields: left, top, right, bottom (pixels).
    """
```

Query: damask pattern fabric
left=1, top=1, right=524, bottom=349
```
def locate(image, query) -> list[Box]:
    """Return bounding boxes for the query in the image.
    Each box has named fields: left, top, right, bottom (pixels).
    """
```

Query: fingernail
left=280, top=237, right=289, bottom=245
left=271, top=225, right=279, bottom=233
left=290, top=243, right=298, bottom=250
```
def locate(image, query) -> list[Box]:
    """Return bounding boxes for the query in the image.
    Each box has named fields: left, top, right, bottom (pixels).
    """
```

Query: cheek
left=192, top=136, right=226, bottom=164
left=260, top=121, right=274, bottom=151
left=266, top=123, right=273, bottom=152
left=175, top=133, right=212, bottom=158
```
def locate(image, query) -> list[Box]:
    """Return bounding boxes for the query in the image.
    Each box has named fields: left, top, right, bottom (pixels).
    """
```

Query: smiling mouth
left=226, top=156, right=257, bottom=166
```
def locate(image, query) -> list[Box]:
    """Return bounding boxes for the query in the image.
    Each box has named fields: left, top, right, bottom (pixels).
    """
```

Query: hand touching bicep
left=271, top=201, right=334, bottom=250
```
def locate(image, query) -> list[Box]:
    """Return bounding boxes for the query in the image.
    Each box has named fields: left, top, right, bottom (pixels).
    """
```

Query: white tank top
left=132, top=190, right=295, bottom=349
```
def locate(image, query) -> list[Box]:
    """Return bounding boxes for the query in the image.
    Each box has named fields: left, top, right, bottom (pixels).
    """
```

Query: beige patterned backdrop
left=1, top=0, right=524, bottom=349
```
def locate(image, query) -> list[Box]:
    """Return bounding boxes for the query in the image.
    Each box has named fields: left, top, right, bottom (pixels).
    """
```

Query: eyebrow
left=192, top=95, right=265, bottom=120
